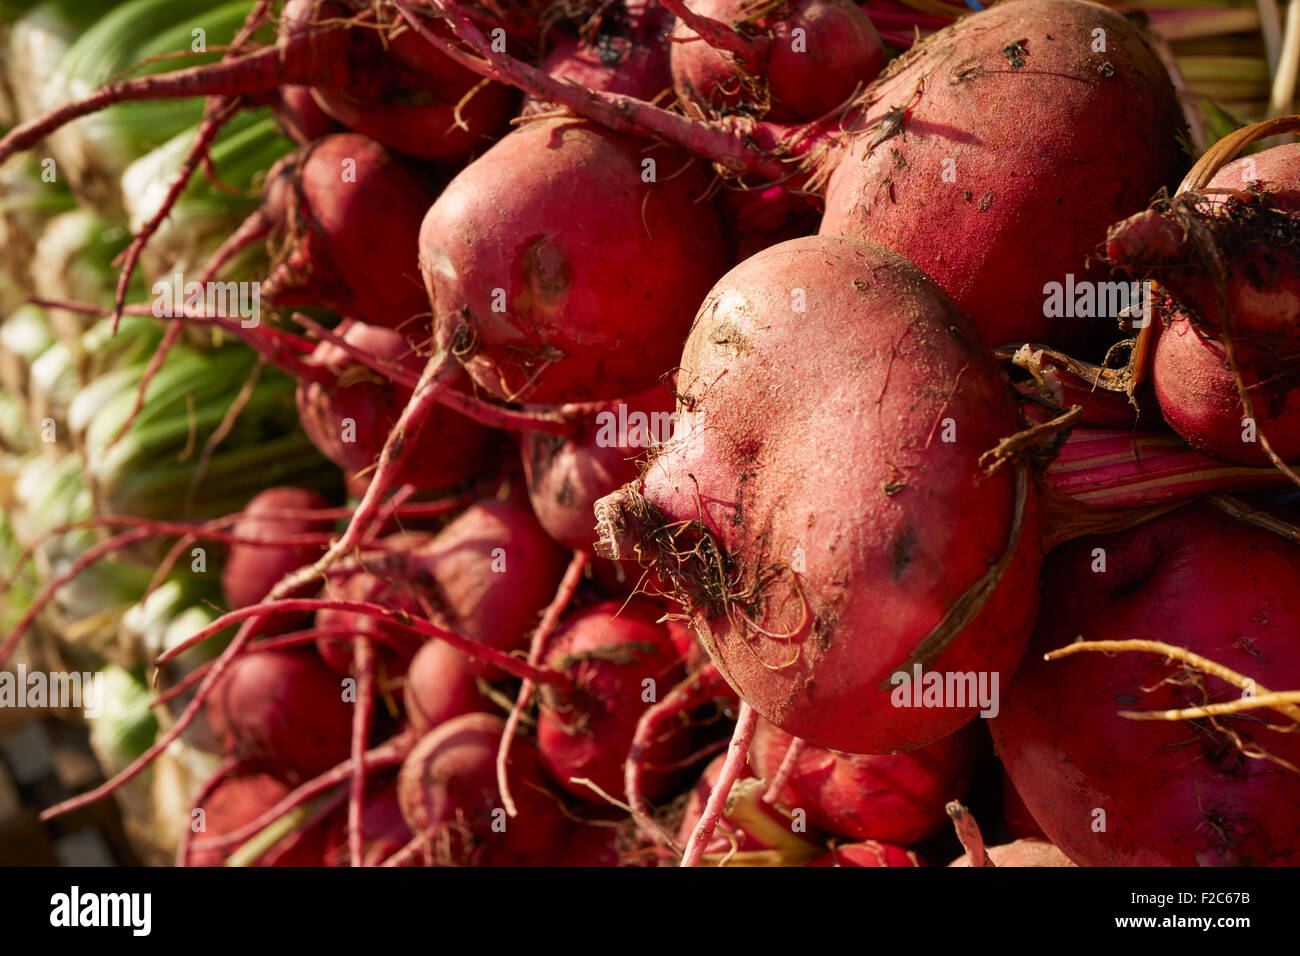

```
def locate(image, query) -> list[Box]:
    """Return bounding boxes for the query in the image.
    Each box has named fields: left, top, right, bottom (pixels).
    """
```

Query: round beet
left=419, top=117, right=727, bottom=403
left=396, top=713, right=568, bottom=865
left=537, top=599, right=689, bottom=802
left=404, top=638, right=488, bottom=736
left=186, top=773, right=328, bottom=867
left=596, top=236, right=1040, bottom=755
left=750, top=719, right=977, bottom=846
left=221, top=486, right=331, bottom=611
left=991, top=504, right=1300, bottom=866
left=206, top=649, right=358, bottom=783
left=261, top=134, right=442, bottom=329
left=296, top=322, right=497, bottom=491
left=670, top=0, right=884, bottom=122
left=520, top=384, right=677, bottom=551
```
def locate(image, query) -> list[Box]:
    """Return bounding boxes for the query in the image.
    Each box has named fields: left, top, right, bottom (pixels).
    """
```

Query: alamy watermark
left=1042, top=274, right=1152, bottom=328
left=889, top=663, right=1000, bottom=718
left=50, top=886, right=151, bottom=936
left=0, top=665, right=103, bottom=717
left=593, top=403, right=679, bottom=448
left=152, top=272, right=260, bottom=327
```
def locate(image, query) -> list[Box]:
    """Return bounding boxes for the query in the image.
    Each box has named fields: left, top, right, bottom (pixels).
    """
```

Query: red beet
left=295, top=322, right=498, bottom=491
left=260, top=134, right=443, bottom=330
left=403, top=638, right=489, bottom=735
left=669, top=0, right=884, bottom=122
left=419, top=117, right=728, bottom=403
left=1107, top=143, right=1300, bottom=465
left=750, top=719, right=977, bottom=846
left=314, top=532, right=436, bottom=678
left=206, top=649, right=359, bottom=783
left=536, top=599, right=689, bottom=802
left=596, top=236, right=1040, bottom=755
left=520, top=385, right=677, bottom=551
left=186, top=773, right=328, bottom=867
left=396, top=713, right=568, bottom=865
left=991, top=504, right=1300, bottom=865
left=221, top=487, right=331, bottom=611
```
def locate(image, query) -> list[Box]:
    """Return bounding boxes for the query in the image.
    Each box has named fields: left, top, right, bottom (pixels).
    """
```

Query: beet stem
left=497, top=550, right=589, bottom=816
left=679, top=701, right=757, bottom=867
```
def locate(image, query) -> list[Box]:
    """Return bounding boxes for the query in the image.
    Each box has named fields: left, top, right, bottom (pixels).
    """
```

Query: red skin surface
left=520, top=384, right=677, bottom=551
left=1001, top=771, right=1046, bottom=841
left=186, top=773, right=329, bottom=866
left=809, top=841, right=923, bottom=867
left=991, top=504, right=1300, bottom=866
left=285, top=0, right=514, bottom=161
left=273, top=85, right=344, bottom=144
left=524, top=0, right=674, bottom=116
left=319, top=497, right=568, bottom=680
left=295, top=322, right=497, bottom=491
left=670, top=0, right=884, bottom=122
left=750, top=719, right=976, bottom=845
left=206, top=649, right=358, bottom=783
left=598, top=236, right=1040, bottom=755
left=396, top=713, right=568, bottom=865
left=1154, top=312, right=1300, bottom=465
left=314, top=532, right=434, bottom=678
left=322, top=780, right=413, bottom=866
left=403, top=638, right=489, bottom=736
left=221, top=487, right=331, bottom=613
left=537, top=599, right=689, bottom=802
left=262, top=134, right=442, bottom=330
left=410, top=496, right=568, bottom=678
left=419, top=118, right=728, bottom=403
left=819, top=0, right=1183, bottom=353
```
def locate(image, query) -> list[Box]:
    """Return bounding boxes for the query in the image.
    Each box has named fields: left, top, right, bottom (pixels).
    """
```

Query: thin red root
left=153, top=598, right=570, bottom=689
left=498, top=550, right=589, bottom=816
left=679, top=701, right=757, bottom=867
left=762, top=735, right=805, bottom=804
left=946, top=800, right=994, bottom=867
left=625, top=663, right=728, bottom=833
left=0, top=44, right=296, bottom=167
left=112, top=97, right=242, bottom=332
left=393, top=0, right=783, bottom=177
left=349, top=637, right=376, bottom=867
left=0, top=526, right=155, bottom=670
left=659, top=0, right=766, bottom=60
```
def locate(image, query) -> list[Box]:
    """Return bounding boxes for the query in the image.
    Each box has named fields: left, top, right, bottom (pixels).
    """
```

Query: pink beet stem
left=497, top=550, right=590, bottom=816
left=151, top=625, right=406, bottom=708
left=25, top=296, right=329, bottom=385
left=153, top=598, right=571, bottom=688
left=762, top=735, right=805, bottom=804
left=349, top=637, right=376, bottom=867
left=112, top=97, right=242, bottom=333
left=680, top=701, right=758, bottom=867
left=1047, top=427, right=1290, bottom=508
left=659, top=0, right=767, bottom=60
left=0, top=43, right=303, bottom=167
left=625, top=664, right=727, bottom=827
left=0, top=526, right=155, bottom=669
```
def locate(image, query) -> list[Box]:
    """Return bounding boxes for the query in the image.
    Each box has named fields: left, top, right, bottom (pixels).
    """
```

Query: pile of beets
left=4, top=0, right=1300, bottom=867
